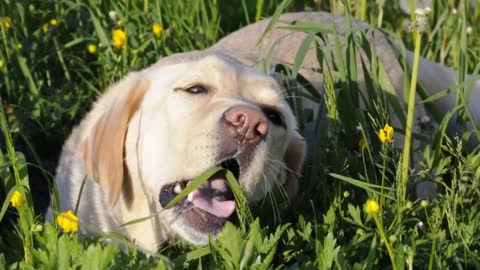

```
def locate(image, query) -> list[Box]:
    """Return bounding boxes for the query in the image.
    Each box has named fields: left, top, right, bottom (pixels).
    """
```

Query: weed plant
left=1, top=0, right=480, bottom=269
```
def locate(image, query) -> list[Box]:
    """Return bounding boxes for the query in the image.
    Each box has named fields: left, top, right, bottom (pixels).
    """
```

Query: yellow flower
left=152, top=23, right=163, bottom=37
left=0, top=59, right=4, bottom=69
left=50, top=19, right=58, bottom=26
left=16, top=43, right=22, bottom=49
left=358, top=138, right=367, bottom=150
left=56, top=210, right=79, bottom=233
left=378, top=124, right=394, bottom=144
left=364, top=199, right=380, bottom=215
left=389, top=235, right=397, bottom=243
left=87, top=44, right=97, bottom=54
left=2, top=19, right=11, bottom=29
left=112, top=29, right=127, bottom=48
left=42, top=24, right=48, bottom=33
left=10, top=191, right=25, bottom=208
left=420, top=200, right=429, bottom=208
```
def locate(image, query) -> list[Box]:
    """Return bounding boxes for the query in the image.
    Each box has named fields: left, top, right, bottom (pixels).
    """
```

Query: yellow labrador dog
left=48, top=12, right=479, bottom=252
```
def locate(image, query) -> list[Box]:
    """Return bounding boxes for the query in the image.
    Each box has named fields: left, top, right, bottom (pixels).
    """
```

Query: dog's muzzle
left=158, top=105, right=268, bottom=233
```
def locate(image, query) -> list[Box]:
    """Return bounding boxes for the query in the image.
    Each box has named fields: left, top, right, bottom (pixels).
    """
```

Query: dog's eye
left=263, top=107, right=285, bottom=127
left=185, top=85, right=208, bottom=95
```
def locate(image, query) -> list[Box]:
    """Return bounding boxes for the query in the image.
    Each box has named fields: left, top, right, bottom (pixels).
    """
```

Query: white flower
left=467, top=26, right=473, bottom=35
left=108, top=10, right=117, bottom=21
left=414, top=8, right=429, bottom=33
left=420, top=115, right=431, bottom=124
left=415, top=221, right=425, bottom=229
left=399, top=0, right=431, bottom=14
left=415, top=8, right=426, bottom=15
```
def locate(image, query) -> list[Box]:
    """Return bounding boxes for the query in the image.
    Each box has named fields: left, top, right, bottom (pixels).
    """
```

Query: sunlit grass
left=1, top=0, right=480, bottom=268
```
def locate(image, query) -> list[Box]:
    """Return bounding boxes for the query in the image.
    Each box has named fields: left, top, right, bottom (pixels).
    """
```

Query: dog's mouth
left=159, top=158, right=241, bottom=233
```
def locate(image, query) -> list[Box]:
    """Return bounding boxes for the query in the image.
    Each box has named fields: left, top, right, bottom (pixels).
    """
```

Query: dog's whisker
left=265, top=153, right=295, bottom=176
left=261, top=170, right=281, bottom=224
left=263, top=154, right=293, bottom=204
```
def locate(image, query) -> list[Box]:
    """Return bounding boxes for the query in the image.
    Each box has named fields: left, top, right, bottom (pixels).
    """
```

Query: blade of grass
left=120, top=167, right=225, bottom=227
left=329, top=173, right=395, bottom=200
left=225, top=169, right=254, bottom=229
left=164, top=167, right=224, bottom=209
left=291, top=34, right=315, bottom=79
left=256, top=0, right=291, bottom=46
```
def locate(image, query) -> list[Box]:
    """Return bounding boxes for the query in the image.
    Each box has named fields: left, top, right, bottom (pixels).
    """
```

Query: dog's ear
left=81, top=77, right=150, bottom=207
left=283, top=131, right=306, bottom=199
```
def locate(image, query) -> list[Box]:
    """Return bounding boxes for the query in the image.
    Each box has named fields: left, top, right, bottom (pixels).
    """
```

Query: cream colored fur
left=47, top=12, right=480, bottom=253
left=48, top=52, right=304, bottom=252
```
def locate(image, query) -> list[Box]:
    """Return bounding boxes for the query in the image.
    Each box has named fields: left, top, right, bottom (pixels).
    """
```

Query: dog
left=47, top=12, right=479, bottom=252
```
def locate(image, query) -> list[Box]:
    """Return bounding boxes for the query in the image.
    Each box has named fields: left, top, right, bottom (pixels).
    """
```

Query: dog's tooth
left=174, top=184, right=182, bottom=194
left=187, top=192, right=194, bottom=202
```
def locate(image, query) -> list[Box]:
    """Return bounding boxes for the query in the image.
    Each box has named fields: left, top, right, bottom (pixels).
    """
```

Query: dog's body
left=48, top=12, right=480, bottom=252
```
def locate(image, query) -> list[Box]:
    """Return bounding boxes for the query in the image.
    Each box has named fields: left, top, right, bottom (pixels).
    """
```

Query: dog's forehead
left=200, top=55, right=283, bottom=104
left=147, top=52, right=284, bottom=106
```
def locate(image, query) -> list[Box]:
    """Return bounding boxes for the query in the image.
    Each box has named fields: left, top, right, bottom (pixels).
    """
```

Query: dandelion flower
left=42, top=24, right=48, bottom=33
left=399, top=0, right=432, bottom=14
left=364, top=199, right=380, bottom=215
left=0, top=59, right=4, bottom=69
left=152, top=23, right=164, bottom=37
left=16, top=43, right=22, bottom=49
left=11, top=191, right=25, bottom=208
left=414, top=8, right=429, bottom=33
left=56, top=210, right=79, bottom=233
left=87, top=44, right=97, bottom=54
left=2, top=19, right=11, bottom=29
left=112, top=29, right=127, bottom=48
left=378, top=124, right=394, bottom=144
left=50, top=19, right=58, bottom=26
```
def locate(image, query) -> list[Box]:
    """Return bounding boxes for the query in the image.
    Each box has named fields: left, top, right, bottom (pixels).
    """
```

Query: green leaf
left=277, top=20, right=335, bottom=34
left=362, top=235, right=377, bottom=270
left=329, top=173, right=395, bottom=200
left=225, top=169, right=254, bottom=229
left=291, top=34, right=315, bottom=79
left=316, top=232, right=340, bottom=270
left=347, top=203, right=363, bottom=225
left=256, top=0, right=291, bottom=45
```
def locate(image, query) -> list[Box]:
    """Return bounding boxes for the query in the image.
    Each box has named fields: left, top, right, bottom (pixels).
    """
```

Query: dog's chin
left=168, top=208, right=230, bottom=245
left=159, top=158, right=242, bottom=244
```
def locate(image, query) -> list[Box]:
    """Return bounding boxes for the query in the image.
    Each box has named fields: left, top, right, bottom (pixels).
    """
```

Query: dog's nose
left=224, top=105, right=268, bottom=144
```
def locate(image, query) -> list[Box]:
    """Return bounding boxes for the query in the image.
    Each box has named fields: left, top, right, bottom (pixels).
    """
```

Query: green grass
left=1, top=0, right=480, bottom=269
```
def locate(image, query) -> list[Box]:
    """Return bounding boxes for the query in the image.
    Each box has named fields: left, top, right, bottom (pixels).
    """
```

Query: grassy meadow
left=1, top=0, right=480, bottom=268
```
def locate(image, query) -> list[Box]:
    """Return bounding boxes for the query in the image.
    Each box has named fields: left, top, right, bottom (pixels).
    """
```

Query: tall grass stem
left=400, top=28, right=423, bottom=202
left=373, top=215, right=397, bottom=270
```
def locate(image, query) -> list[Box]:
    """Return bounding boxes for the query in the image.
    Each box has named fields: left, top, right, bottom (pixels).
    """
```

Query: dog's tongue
left=187, top=176, right=236, bottom=218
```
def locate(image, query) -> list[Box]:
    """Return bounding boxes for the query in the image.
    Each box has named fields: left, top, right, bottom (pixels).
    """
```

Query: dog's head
left=80, top=51, right=305, bottom=246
